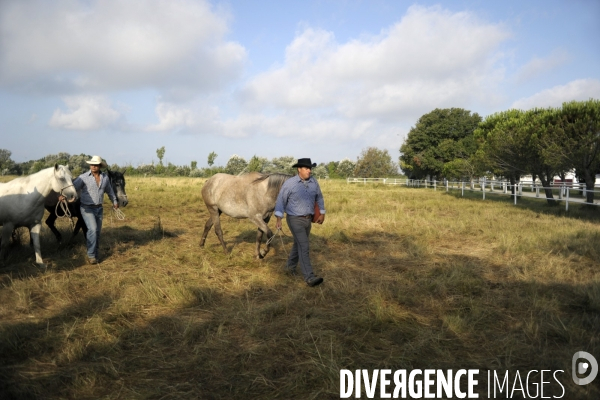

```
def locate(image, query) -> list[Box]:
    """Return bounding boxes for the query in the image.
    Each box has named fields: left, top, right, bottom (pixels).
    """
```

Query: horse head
left=52, top=164, right=78, bottom=202
left=108, top=170, right=128, bottom=207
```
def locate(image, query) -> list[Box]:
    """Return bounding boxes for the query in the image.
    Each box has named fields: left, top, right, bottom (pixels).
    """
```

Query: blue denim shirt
left=73, top=171, right=117, bottom=207
left=274, top=175, right=325, bottom=218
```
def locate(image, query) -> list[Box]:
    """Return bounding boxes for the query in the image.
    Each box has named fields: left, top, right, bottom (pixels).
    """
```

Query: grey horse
left=200, top=172, right=291, bottom=259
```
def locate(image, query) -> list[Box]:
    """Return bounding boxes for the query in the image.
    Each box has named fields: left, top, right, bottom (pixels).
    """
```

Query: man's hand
left=276, top=216, right=282, bottom=230
left=58, top=195, right=66, bottom=202
left=316, top=214, right=325, bottom=224
left=113, top=204, right=119, bottom=209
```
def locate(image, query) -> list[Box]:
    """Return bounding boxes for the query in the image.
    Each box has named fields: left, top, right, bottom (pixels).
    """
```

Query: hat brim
left=293, top=163, right=317, bottom=169
left=86, top=160, right=107, bottom=168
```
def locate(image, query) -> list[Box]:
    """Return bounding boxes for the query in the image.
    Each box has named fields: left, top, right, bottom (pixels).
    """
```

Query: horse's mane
left=252, top=173, right=292, bottom=192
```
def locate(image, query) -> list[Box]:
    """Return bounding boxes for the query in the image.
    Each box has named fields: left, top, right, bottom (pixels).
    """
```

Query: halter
left=54, top=166, right=75, bottom=197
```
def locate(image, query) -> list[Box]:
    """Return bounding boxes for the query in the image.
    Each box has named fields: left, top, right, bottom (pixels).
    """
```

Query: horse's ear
left=54, top=163, right=59, bottom=171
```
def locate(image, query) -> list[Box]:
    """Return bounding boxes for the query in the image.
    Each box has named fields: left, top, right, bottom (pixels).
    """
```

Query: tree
left=354, top=147, right=397, bottom=178
left=476, top=108, right=566, bottom=204
left=156, top=147, right=166, bottom=165
left=550, top=99, right=600, bottom=204
left=312, top=164, right=328, bottom=179
left=336, top=158, right=356, bottom=178
left=0, top=149, right=14, bottom=175
left=248, top=155, right=268, bottom=172
left=191, top=161, right=197, bottom=170
left=400, top=108, right=482, bottom=179
left=264, top=156, right=296, bottom=175
left=326, top=161, right=340, bottom=179
left=475, top=110, right=528, bottom=193
left=207, top=151, right=218, bottom=167
left=225, top=154, right=248, bottom=175
left=68, top=153, right=92, bottom=175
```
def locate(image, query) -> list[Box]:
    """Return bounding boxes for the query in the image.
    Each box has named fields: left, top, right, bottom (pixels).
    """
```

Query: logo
left=572, top=351, right=598, bottom=385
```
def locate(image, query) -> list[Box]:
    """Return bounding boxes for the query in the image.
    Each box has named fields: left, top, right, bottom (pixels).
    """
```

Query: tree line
left=0, top=147, right=401, bottom=180
left=399, top=99, right=600, bottom=203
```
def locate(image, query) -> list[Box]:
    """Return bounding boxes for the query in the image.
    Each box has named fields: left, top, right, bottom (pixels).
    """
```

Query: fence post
left=518, top=183, right=523, bottom=196
left=559, top=184, right=564, bottom=199
left=566, top=187, right=570, bottom=211
left=446, top=180, right=449, bottom=192
left=482, top=178, right=486, bottom=200
left=434, top=180, right=436, bottom=191
left=535, top=185, right=539, bottom=198
left=514, top=184, right=517, bottom=205
left=491, top=181, right=494, bottom=192
left=461, top=181, right=464, bottom=196
left=503, top=181, right=507, bottom=194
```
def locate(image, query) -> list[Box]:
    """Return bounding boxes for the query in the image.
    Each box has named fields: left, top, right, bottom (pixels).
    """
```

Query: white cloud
left=514, top=48, right=570, bottom=83
left=49, top=96, right=121, bottom=130
left=0, top=0, right=246, bottom=97
left=238, top=4, right=510, bottom=136
left=511, top=79, right=600, bottom=110
left=146, top=102, right=196, bottom=132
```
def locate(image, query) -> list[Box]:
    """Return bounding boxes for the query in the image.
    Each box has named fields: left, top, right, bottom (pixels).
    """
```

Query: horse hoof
left=259, top=249, right=268, bottom=258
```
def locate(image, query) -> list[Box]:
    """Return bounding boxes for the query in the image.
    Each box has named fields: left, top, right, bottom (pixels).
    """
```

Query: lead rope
left=112, top=207, right=126, bottom=221
left=55, top=198, right=75, bottom=229
left=264, top=227, right=289, bottom=254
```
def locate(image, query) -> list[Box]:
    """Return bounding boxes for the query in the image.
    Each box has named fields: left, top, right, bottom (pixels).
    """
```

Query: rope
left=112, top=207, right=126, bottom=220
left=264, top=227, right=289, bottom=255
left=55, top=199, right=71, bottom=219
left=55, top=198, right=75, bottom=229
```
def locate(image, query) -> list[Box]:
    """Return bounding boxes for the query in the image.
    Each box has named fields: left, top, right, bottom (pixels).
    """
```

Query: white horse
left=0, top=164, right=78, bottom=265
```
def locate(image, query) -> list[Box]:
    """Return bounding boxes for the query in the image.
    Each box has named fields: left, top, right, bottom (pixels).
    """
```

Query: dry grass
left=1, top=176, right=599, bottom=399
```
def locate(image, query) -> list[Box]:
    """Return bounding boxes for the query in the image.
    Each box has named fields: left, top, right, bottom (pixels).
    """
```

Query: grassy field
left=1, top=176, right=599, bottom=399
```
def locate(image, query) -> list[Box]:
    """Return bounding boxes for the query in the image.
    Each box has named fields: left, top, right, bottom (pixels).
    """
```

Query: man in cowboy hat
left=71, top=155, right=119, bottom=264
left=274, top=158, right=326, bottom=287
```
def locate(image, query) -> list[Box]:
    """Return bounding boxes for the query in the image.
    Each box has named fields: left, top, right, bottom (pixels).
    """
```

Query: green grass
left=1, top=177, right=599, bottom=399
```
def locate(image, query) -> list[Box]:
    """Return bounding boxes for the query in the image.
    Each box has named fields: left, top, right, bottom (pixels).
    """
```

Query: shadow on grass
left=444, top=188, right=600, bottom=222
left=1, top=231, right=599, bottom=399
left=0, top=224, right=180, bottom=285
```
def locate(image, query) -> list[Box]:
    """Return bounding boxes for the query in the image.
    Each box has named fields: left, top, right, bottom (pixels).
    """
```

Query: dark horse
left=44, top=169, right=129, bottom=243
left=200, top=172, right=291, bottom=259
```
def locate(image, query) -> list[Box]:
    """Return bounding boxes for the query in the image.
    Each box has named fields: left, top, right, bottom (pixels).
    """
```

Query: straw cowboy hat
left=292, top=158, right=317, bottom=169
left=86, top=155, right=108, bottom=168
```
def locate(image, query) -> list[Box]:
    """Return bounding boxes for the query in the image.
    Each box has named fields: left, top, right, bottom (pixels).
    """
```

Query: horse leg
left=45, top=212, right=63, bottom=243
left=255, top=229, right=264, bottom=258
left=200, top=209, right=227, bottom=253
left=249, top=215, right=273, bottom=259
left=30, top=223, right=45, bottom=265
left=212, top=210, right=227, bottom=253
left=0, top=223, right=14, bottom=263
left=72, top=218, right=86, bottom=241
left=199, top=217, right=214, bottom=247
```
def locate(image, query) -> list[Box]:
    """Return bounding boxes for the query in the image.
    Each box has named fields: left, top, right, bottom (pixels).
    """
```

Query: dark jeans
left=286, top=216, right=316, bottom=281
left=80, top=205, right=103, bottom=259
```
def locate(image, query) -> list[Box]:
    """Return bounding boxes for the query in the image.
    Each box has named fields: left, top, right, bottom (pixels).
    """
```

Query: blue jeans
left=286, top=216, right=316, bottom=281
left=80, top=205, right=103, bottom=259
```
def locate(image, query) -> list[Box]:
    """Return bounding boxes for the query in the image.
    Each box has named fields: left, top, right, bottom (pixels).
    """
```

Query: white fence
left=347, top=177, right=600, bottom=211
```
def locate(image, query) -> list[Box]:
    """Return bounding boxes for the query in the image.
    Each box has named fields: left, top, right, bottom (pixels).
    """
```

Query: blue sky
left=1, top=0, right=598, bottom=168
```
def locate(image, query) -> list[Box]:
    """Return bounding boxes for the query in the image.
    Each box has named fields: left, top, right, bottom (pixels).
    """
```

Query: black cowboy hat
left=292, top=158, right=317, bottom=169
